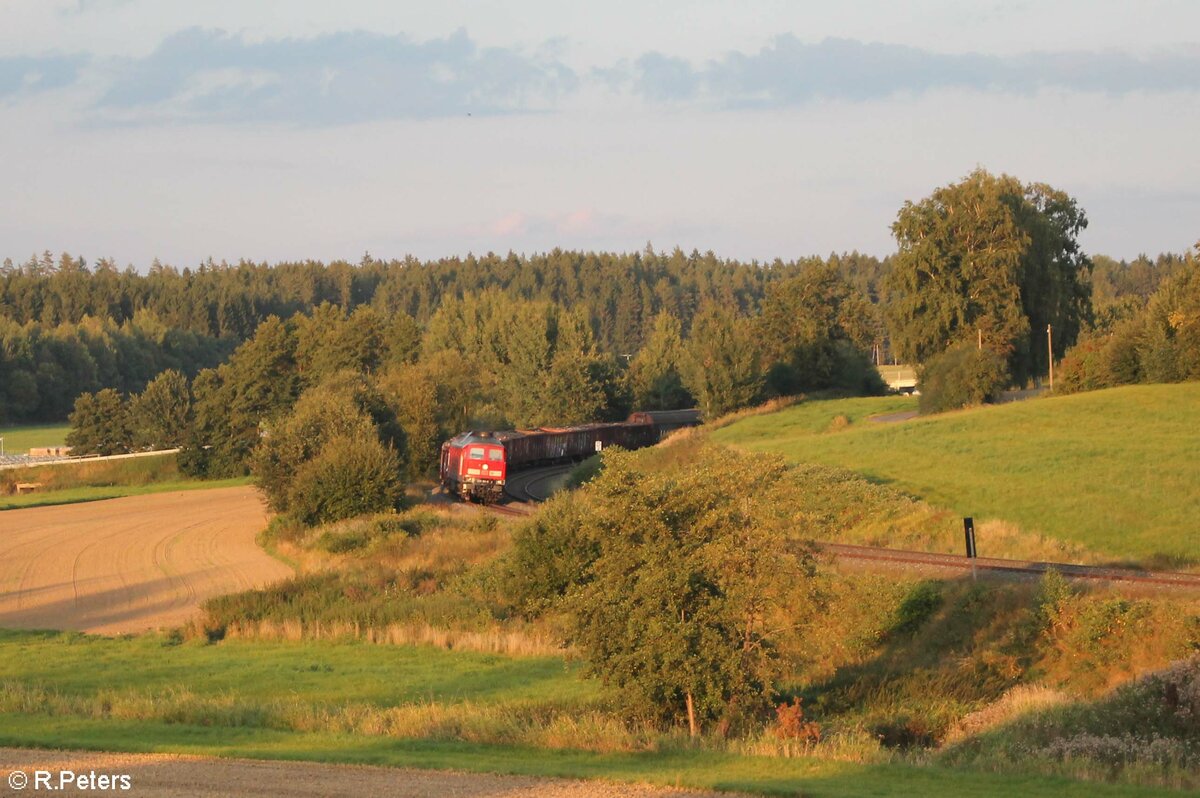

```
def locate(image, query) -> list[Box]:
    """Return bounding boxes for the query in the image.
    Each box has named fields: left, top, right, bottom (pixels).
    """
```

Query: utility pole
left=1047, top=324, right=1054, bottom=391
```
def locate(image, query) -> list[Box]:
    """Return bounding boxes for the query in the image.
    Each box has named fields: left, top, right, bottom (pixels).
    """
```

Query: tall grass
left=0, top=452, right=181, bottom=494
left=219, top=619, right=565, bottom=657
left=940, top=658, right=1200, bottom=790
left=203, top=505, right=544, bottom=648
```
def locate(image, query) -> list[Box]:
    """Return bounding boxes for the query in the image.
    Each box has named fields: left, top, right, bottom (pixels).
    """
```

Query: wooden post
left=977, top=328, right=982, bottom=350
left=685, top=691, right=698, bottom=738
left=1047, top=324, right=1054, bottom=391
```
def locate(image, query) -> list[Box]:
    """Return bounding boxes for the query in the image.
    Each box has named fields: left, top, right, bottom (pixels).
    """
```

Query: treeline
left=1059, top=250, right=1200, bottom=392
left=0, top=313, right=230, bottom=423
left=11, top=170, right=1198, bottom=430
left=2, top=248, right=888, bottom=425
left=0, top=248, right=883, bottom=352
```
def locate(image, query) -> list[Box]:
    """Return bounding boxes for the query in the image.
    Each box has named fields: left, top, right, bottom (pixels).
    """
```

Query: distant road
left=0, top=486, right=290, bottom=634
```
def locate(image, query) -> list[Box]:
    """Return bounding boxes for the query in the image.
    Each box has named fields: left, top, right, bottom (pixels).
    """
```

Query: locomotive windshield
left=468, top=447, right=485, bottom=459
left=488, top=449, right=503, bottom=461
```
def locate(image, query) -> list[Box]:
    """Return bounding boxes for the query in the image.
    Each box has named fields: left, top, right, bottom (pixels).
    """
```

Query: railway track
left=495, top=476, right=1200, bottom=590
left=473, top=464, right=578, bottom=519
left=822, top=542, right=1200, bottom=590
left=503, top=464, right=577, bottom=503
left=477, top=464, right=1200, bottom=591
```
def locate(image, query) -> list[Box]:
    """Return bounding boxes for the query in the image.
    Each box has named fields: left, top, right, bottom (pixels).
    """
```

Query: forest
left=3, top=171, right=1198, bottom=481
left=1, top=246, right=886, bottom=426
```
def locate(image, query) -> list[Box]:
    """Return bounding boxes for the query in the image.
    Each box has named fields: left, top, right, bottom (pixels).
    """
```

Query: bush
left=891, top=581, right=944, bottom=637
left=917, top=342, right=1009, bottom=414
left=288, top=435, right=402, bottom=526
left=1058, top=322, right=1144, bottom=395
left=504, top=496, right=596, bottom=617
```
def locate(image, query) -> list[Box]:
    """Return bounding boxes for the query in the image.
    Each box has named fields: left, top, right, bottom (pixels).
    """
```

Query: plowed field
left=0, top=486, right=289, bottom=634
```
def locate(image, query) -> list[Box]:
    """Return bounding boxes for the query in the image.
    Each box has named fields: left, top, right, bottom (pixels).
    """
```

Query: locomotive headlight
left=482, top=463, right=488, bottom=470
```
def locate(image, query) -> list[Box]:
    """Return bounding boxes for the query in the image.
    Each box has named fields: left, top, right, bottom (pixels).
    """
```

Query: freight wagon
left=439, top=410, right=700, bottom=502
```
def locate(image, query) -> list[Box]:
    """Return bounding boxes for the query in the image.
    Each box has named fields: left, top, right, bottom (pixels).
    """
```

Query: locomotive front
left=439, top=432, right=507, bottom=502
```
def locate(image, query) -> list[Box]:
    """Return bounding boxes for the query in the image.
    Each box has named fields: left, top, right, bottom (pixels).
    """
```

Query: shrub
left=917, top=342, right=1009, bottom=414
left=252, top=377, right=407, bottom=525
left=1058, top=322, right=1145, bottom=395
left=891, top=581, right=944, bottom=637
left=288, top=435, right=402, bottom=526
left=773, top=698, right=821, bottom=743
left=504, top=495, right=595, bottom=617
left=564, top=448, right=812, bottom=736
left=1057, top=338, right=1112, bottom=394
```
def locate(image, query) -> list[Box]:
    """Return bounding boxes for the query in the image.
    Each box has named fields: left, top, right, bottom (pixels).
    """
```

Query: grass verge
left=0, top=477, right=252, bottom=510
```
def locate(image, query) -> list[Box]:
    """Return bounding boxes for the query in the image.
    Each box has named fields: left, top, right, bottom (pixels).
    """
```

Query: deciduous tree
left=884, top=169, right=1092, bottom=384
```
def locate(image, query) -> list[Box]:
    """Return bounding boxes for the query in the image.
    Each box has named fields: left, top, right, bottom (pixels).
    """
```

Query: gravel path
left=0, top=749, right=730, bottom=798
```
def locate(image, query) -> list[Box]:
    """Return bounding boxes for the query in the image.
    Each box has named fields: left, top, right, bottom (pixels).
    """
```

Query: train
left=439, top=409, right=701, bottom=502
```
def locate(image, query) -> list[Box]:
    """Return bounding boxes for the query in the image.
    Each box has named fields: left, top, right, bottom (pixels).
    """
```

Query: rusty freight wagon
left=439, top=410, right=700, bottom=502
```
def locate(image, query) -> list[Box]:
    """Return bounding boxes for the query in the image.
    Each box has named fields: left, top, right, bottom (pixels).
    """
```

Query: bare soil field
left=0, top=486, right=290, bottom=634
left=0, top=748, right=727, bottom=798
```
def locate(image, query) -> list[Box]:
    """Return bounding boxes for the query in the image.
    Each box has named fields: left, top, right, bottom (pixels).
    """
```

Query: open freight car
left=439, top=409, right=700, bottom=502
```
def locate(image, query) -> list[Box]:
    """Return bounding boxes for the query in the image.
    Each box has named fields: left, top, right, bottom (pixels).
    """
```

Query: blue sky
left=2, top=0, right=1198, bottom=267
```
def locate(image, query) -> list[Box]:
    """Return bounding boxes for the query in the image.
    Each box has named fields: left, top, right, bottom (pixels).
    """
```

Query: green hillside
left=712, top=384, right=1200, bottom=566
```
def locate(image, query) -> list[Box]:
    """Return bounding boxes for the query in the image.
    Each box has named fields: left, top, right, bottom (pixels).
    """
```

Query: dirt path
left=0, top=749, right=728, bottom=798
left=0, top=486, right=290, bottom=635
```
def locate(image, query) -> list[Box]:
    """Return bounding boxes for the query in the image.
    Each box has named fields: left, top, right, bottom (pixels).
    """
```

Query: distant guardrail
left=0, top=448, right=180, bottom=471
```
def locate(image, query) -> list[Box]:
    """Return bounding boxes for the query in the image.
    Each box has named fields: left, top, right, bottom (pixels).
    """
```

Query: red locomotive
left=439, top=410, right=700, bottom=502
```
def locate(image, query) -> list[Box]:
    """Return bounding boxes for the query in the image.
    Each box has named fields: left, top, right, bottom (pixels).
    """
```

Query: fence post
left=964, top=517, right=977, bottom=581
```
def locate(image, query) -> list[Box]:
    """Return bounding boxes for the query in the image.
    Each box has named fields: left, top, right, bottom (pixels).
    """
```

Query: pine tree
left=628, top=312, right=690, bottom=410
left=679, top=304, right=763, bottom=419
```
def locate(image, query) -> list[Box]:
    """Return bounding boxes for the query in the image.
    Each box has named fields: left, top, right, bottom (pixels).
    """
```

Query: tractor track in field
left=0, top=486, right=292, bottom=634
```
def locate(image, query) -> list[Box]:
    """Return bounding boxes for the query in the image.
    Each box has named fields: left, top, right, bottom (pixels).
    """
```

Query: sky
left=1, top=0, right=1198, bottom=269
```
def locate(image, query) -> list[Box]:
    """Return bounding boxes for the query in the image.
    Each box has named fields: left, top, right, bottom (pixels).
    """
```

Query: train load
left=439, top=410, right=700, bottom=502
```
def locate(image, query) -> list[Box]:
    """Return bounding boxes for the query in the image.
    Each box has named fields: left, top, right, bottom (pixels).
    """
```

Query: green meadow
left=0, top=452, right=245, bottom=510
left=0, top=631, right=1178, bottom=798
left=0, top=423, right=70, bottom=455
left=712, top=383, right=1200, bottom=566
left=0, top=476, right=252, bottom=510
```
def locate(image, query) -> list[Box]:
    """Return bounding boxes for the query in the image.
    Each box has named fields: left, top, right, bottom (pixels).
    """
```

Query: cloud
left=94, top=27, right=577, bottom=124
left=6, top=28, right=1200, bottom=125
left=0, top=54, right=88, bottom=100
left=627, top=35, right=1200, bottom=107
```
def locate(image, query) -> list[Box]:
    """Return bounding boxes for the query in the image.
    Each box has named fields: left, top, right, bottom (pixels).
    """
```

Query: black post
left=963, top=517, right=977, bottom=559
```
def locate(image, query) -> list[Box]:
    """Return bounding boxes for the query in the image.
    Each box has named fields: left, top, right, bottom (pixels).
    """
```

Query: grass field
left=0, top=423, right=70, bottom=455
left=0, top=476, right=251, bottom=510
left=0, top=453, right=247, bottom=510
left=711, top=384, right=1200, bottom=566
left=0, top=631, right=1176, bottom=798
